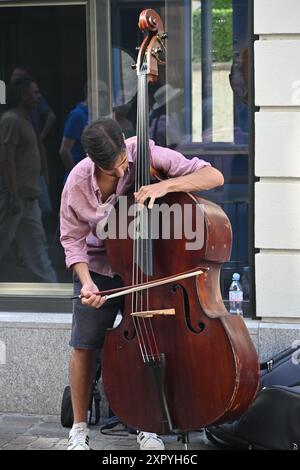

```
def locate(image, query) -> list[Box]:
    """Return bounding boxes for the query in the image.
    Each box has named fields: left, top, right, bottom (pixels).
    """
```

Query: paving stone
left=2, top=414, right=42, bottom=425
left=41, top=415, right=61, bottom=424
left=9, top=436, right=38, bottom=446
left=2, top=443, right=32, bottom=451
left=0, top=413, right=215, bottom=451
left=27, top=437, right=60, bottom=450
left=0, top=433, right=17, bottom=447
left=0, top=423, right=33, bottom=434
left=25, top=423, right=68, bottom=438
left=92, top=442, right=107, bottom=450
left=51, top=438, right=68, bottom=451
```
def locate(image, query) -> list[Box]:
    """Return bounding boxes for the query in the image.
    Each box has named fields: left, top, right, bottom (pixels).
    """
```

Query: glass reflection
left=0, top=1, right=251, bottom=310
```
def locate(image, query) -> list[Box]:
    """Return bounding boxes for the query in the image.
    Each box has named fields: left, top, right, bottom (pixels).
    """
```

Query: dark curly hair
left=81, top=118, right=126, bottom=169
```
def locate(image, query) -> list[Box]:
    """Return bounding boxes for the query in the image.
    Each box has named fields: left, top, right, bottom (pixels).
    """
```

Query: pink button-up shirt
left=60, top=137, right=211, bottom=277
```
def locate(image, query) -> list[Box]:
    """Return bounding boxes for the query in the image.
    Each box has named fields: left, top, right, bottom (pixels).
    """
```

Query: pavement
left=0, top=413, right=216, bottom=451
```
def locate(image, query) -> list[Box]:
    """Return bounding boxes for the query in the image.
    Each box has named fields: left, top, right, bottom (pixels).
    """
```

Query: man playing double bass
left=60, top=117, right=224, bottom=450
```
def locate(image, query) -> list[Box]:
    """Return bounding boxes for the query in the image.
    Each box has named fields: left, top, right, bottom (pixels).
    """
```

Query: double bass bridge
left=131, top=308, right=175, bottom=318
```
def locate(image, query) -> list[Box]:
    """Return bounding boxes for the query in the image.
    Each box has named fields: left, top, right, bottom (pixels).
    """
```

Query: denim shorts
left=70, top=271, right=124, bottom=350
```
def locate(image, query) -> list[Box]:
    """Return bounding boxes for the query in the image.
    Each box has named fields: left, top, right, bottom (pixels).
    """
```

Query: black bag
left=206, top=386, right=300, bottom=450
left=206, top=345, right=300, bottom=450
left=260, top=345, right=300, bottom=388
left=61, top=360, right=101, bottom=428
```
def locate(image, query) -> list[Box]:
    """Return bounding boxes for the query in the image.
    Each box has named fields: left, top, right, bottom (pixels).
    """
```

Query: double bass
left=102, top=9, right=259, bottom=434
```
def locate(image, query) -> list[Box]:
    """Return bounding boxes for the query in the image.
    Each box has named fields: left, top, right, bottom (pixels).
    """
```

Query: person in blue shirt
left=60, top=84, right=89, bottom=181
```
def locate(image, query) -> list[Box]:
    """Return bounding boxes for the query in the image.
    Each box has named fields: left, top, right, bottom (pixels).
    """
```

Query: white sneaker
left=137, top=431, right=165, bottom=450
left=67, top=423, right=90, bottom=450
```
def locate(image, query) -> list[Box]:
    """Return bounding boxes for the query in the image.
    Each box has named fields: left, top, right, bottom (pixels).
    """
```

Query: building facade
left=0, top=0, right=300, bottom=414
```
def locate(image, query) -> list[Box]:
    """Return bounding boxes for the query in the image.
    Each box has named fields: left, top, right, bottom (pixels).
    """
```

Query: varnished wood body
left=102, top=193, right=259, bottom=433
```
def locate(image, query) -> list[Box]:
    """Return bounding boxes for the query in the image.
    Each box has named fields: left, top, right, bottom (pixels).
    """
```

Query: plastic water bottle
left=229, top=273, right=243, bottom=316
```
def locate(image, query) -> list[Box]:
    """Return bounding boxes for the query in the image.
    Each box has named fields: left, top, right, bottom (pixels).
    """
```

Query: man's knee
left=71, top=348, right=96, bottom=363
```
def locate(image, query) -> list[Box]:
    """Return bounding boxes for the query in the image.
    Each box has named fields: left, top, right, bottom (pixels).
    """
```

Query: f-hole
left=172, top=284, right=205, bottom=334
left=124, top=292, right=139, bottom=341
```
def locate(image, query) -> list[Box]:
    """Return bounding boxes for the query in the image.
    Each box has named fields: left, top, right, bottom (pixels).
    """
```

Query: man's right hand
left=80, top=282, right=106, bottom=309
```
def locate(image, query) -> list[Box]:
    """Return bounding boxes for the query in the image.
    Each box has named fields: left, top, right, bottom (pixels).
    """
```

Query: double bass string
left=132, top=72, right=160, bottom=364
left=140, top=72, right=160, bottom=363
left=142, top=74, right=161, bottom=364
left=132, top=75, right=144, bottom=361
left=138, top=73, right=155, bottom=363
left=142, top=74, right=160, bottom=363
left=132, top=75, right=148, bottom=362
left=138, top=74, right=151, bottom=361
left=133, top=72, right=154, bottom=363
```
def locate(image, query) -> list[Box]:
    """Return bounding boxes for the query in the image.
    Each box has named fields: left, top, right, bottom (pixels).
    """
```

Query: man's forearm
left=60, top=149, right=75, bottom=172
left=166, top=166, right=224, bottom=193
left=134, top=166, right=224, bottom=207
left=73, top=262, right=93, bottom=286
left=73, top=262, right=105, bottom=308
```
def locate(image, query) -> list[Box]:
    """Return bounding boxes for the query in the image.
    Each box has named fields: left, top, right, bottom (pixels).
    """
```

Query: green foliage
left=213, top=0, right=232, bottom=9
left=193, top=7, right=233, bottom=63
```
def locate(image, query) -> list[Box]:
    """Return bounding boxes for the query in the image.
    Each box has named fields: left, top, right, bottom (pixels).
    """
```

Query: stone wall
left=1, top=313, right=300, bottom=415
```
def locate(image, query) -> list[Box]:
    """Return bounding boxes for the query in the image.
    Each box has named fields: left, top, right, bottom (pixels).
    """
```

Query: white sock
left=72, top=421, right=87, bottom=431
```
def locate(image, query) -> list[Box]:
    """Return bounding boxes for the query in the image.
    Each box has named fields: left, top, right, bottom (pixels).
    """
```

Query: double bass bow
left=102, top=9, right=259, bottom=434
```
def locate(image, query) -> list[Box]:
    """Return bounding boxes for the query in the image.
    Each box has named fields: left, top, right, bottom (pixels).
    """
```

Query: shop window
left=0, top=5, right=87, bottom=285
left=110, top=0, right=251, bottom=312
left=0, top=0, right=251, bottom=316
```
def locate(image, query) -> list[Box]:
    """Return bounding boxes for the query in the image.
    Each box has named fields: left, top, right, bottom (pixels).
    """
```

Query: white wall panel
left=255, top=41, right=300, bottom=106
left=255, top=0, right=300, bottom=34
left=255, top=182, right=300, bottom=249
left=256, top=253, right=300, bottom=318
left=255, top=112, right=300, bottom=177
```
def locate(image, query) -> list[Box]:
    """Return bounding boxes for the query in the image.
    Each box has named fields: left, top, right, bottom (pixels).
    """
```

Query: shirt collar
left=92, top=161, right=99, bottom=194
left=127, top=144, right=133, bottom=165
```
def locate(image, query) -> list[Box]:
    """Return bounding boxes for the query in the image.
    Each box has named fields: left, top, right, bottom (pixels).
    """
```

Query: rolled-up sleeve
left=60, top=185, right=90, bottom=269
left=150, top=143, right=211, bottom=178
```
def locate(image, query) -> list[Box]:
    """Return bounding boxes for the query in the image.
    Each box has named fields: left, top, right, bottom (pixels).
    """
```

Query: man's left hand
left=134, top=181, right=169, bottom=209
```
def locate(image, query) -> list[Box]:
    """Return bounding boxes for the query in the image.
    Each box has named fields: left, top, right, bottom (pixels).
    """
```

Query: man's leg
left=15, top=199, right=58, bottom=282
left=69, top=273, right=122, bottom=424
left=67, top=272, right=123, bottom=450
left=69, top=348, right=96, bottom=424
left=67, top=348, right=97, bottom=450
left=0, top=193, right=24, bottom=262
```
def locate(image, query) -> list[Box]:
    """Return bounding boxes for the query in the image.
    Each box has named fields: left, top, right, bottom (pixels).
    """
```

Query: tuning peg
left=153, top=48, right=163, bottom=54
left=160, top=32, right=168, bottom=39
